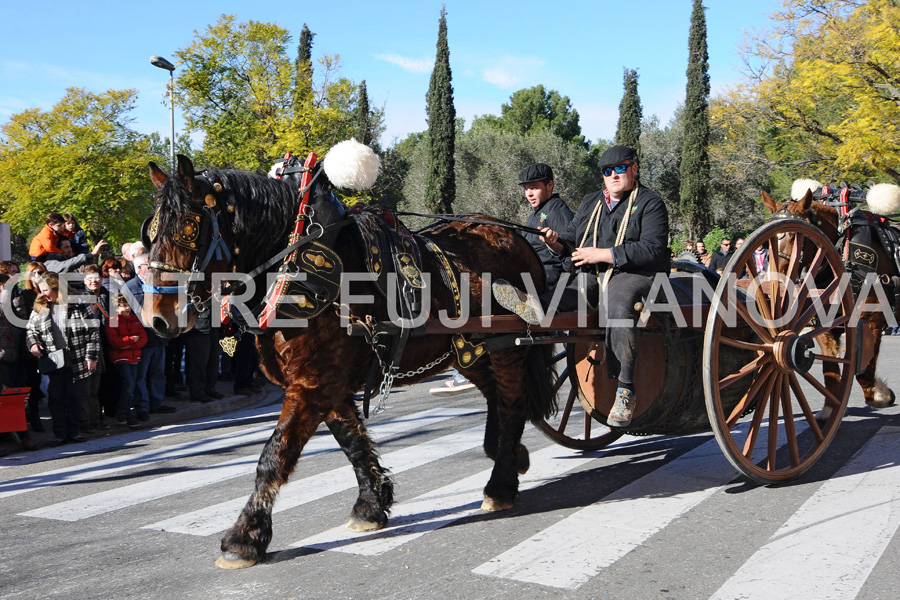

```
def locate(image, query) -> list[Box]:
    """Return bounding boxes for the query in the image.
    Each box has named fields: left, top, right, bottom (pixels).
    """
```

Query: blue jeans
left=115, top=363, right=138, bottom=416
left=133, top=345, right=166, bottom=413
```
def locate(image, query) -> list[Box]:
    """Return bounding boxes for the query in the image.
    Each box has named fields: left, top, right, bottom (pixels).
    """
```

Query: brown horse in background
left=142, top=154, right=557, bottom=569
left=762, top=188, right=897, bottom=416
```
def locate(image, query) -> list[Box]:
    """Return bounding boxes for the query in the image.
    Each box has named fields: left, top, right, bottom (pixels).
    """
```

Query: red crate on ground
left=0, top=388, right=30, bottom=433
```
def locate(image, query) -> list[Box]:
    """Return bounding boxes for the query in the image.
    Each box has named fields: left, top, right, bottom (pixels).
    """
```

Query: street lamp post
left=150, top=55, right=176, bottom=172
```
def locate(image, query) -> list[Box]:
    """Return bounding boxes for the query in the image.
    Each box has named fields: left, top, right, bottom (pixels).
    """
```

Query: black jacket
left=523, top=195, right=574, bottom=288
left=709, top=249, right=731, bottom=272
left=556, top=185, right=670, bottom=276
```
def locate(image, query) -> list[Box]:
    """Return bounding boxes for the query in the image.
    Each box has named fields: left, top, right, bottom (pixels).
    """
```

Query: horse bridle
left=145, top=177, right=233, bottom=314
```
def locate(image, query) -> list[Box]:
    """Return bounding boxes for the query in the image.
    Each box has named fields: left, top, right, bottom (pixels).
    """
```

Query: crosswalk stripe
left=0, top=424, right=273, bottom=500
left=16, top=407, right=478, bottom=521
left=710, top=425, right=900, bottom=600
left=142, top=423, right=488, bottom=536
left=290, top=441, right=614, bottom=555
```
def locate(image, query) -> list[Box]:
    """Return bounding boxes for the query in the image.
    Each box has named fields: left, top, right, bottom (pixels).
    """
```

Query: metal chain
left=371, top=351, right=453, bottom=415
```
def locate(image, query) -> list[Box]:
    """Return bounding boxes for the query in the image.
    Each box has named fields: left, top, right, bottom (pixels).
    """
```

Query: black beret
left=518, top=163, right=554, bottom=185
left=599, top=145, right=636, bottom=169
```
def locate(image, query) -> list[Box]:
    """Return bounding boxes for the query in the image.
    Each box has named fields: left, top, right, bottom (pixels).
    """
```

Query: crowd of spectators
left=1, top=212, right=264, bottom=450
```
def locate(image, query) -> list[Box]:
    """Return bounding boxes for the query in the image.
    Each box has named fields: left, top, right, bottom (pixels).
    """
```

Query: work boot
left=607, top=388, right=636, bottom=428
left=492, top=279, right=544, bottom=325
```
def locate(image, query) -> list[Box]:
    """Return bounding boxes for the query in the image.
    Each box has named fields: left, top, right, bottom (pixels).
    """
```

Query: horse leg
left=857, top=313, right=895, bottom=409
left=324, top=400, right=394, bottom=532
left=464, top=361, right=530, bottom=475
left=217, top=390, right=328, bottom=569
left=814, top=331, right=843, bottom=422
left=480, top=349, right=529, bottom=512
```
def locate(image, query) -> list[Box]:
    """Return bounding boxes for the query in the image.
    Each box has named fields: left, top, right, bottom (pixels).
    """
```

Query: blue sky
left=0, top=0, right=784, bottom=147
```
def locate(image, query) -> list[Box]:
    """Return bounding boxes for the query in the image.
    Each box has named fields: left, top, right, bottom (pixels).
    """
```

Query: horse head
left=144, top=154, right=235, bottom=337
left=761, top=184, right=841, bottom=276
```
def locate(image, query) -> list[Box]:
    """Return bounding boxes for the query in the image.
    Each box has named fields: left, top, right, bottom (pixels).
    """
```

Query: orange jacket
left=29, top=226, right=62, bottom=258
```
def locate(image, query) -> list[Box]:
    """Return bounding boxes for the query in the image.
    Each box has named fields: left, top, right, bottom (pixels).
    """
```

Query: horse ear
left=798, top=189, right=814, bottom=212
left=761, top=190, right=779, bottom=214
left=149, top=162, right=168, bottom=190
left=175, top=154, right=196, bottom=192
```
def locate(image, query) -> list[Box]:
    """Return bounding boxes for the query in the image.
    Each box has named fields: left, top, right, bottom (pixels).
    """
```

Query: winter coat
left=523, top=194, right=574, bottom=289
left=105, top=312, right=147, bottom=365
left=25, top=302, right=100, bottom=380
left=29, top=226, right=63, bottom=259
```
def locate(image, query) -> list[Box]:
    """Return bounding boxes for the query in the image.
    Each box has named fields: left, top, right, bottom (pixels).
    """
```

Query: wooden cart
left=351, top=219, right=872, bottom=485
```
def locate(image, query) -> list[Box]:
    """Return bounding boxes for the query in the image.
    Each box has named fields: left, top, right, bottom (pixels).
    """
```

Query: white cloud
left=375, top=54, right=434, bottom=73
left=480, top=56, right=546, bottom=89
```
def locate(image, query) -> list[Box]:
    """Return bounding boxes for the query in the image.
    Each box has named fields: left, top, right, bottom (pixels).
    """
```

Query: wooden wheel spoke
left=805, top=313, right=851, bottom=339
left=742, top=371, right=776, bottom=458
left=557, top=387, right=577, bottom=432
left=811, top=352, right=850, bottom=365
left=794, top=276, right=844, bottom=331
left=780, top=376, right=800, bottom=467
left=800, top=369, right=842, bottom=408
left=719, top=353, right=768, bottom=391
left=788, top=247, right=826, bottom=330
left=726, top=363, right=775, bottom=429
left=767, top=374, right=783, bottom=471
left=786, top=232, right=805, bottom=283
left=584, top=410, right=592, bottom=438
left=788, top=373, right=825, bottom=443
left=719, top=336, right=772, bottom=353
left=734, top=295, right=775, bottom=343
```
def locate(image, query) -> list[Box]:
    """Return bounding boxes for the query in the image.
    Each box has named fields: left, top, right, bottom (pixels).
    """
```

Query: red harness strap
left=256, top=152, right=318, bottom=331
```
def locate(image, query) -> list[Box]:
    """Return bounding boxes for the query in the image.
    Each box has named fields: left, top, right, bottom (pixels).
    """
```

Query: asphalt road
left=2, top=340, right=900, bottom=600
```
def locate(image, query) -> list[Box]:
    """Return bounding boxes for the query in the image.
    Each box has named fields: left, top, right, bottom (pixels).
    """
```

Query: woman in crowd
left=25, top=272, right=100, bottom=445
left=14, top=262, right=47, bottom=431
left=100, top=258, right=124, bottom=292
left=81, top=265, right=111, bottom=431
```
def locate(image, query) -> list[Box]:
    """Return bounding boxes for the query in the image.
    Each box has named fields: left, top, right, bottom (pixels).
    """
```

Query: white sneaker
left=607, top=388, right=636, bottom=428
left=429, top=378, right=476, bottom=396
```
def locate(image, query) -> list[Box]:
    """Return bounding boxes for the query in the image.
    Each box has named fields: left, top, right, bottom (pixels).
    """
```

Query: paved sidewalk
left=0, top=380, right=279, bottom=458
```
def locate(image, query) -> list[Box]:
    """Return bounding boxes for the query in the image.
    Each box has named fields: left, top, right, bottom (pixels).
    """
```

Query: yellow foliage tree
left=716, top=0, right=900, bottom=184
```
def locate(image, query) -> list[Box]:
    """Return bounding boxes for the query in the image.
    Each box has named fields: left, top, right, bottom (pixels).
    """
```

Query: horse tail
left=523, top=344, right=559, bottom=422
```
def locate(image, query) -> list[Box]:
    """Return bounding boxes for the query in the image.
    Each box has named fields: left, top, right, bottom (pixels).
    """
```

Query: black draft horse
left=144, top=153, right=557, bottom=569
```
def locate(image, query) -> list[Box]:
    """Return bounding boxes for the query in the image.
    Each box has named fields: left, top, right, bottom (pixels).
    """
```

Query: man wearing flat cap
left=494, top=145, right=669, bottom=428
left=519, top=163, right=574, bottom=289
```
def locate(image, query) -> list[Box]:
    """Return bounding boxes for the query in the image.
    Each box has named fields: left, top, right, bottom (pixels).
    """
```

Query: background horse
left=762, top=184, right=898, bottom=416
left=144, top=149, right=557, bottom=569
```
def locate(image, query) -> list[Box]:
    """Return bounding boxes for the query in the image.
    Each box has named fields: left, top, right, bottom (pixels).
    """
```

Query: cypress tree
left=679, top=0, right=711, bottom=238
left=615, top=68, right=642, bottom=161
left=293, top=24, right=315, bottom=114
left=356, top=80, right=372, bottom=145
left=424, top=6, right=455, bottom=213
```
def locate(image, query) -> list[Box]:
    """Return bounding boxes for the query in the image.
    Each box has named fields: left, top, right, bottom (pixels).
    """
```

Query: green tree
left=615, top=69, right=642, bottom=158
left=679, top=0, right=711, bottom=238
left=475, top=85, right=586, bottom=146
left=424, top=7, right=456, bottom=213
left=356, top=80, right=374, bottom=146
left=175, top=15, right=377, bottom=171
left=0, top=88, right=160, bottom=247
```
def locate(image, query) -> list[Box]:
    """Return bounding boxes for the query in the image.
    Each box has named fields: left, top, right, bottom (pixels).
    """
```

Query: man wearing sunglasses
left=493, top=145, right=669, bottom=428
left=709, top=237, right=732, bottom=274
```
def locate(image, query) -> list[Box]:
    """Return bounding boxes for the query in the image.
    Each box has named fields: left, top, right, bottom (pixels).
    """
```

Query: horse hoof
left=481, top=496, right=514, bottom=512
left=814, top=406, right=832, bottom=422
left=346, top=518, right=384, bottom=532
left=216, top=552, right=257, bottom=569
left=517, top=443, right=530, bottom=475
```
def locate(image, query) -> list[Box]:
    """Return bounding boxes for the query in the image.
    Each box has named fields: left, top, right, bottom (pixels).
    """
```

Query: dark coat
left=523, top=195, right=574, bottom=288
left=556, top=184, right=670, bottom=276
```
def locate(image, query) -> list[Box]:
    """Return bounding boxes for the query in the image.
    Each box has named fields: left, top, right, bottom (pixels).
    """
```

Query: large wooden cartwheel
left=703, top=219, right=856, bottom=484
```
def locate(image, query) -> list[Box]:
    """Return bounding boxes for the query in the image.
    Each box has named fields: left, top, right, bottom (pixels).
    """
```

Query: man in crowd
left=125, top=252, right=176, bottom=420
left=696, top=240, right=711, bottom=266
left=709, top=237, right=732, bottom=274
left=492, top=145, right=669, bottom=428
left=43, top=237, right=109, bottom=274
